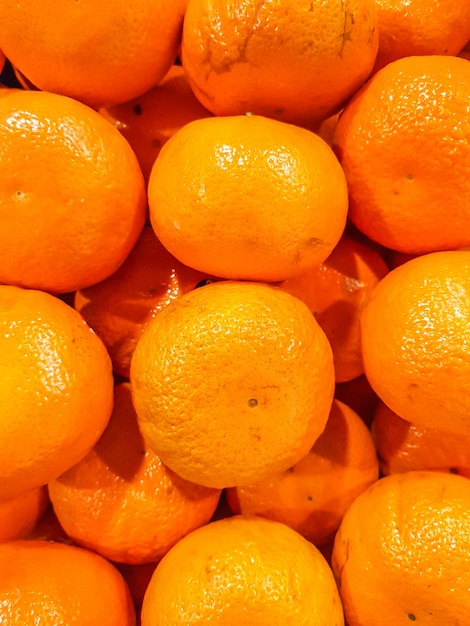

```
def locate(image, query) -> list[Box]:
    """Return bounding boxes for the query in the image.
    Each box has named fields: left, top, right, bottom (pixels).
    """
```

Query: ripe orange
left=226, top=399, right=379, bottom=546
left=74, top=226, right=213, bottom=379
left=333, top=54, right=470, bottom=254
left=48, top=383, right=222, bottom=565
left=181, top=0, right=378, bottom=127
left=280, top=233, right=389, bottom=382
left=360, top=250, right=470, bottom=436
left=148, top=114, right=348, bottom=282
left=373, top=0, right=470, bottom=71
left=130, top=280, right=335, bottom=489
left=0, top=539, right=136, bottom=625
left=141, top=515, right=345, bottom=625
left=0, top=89, right=146, bottom=294
left=332, top=471, right=470, bottom=624
left=372, top=400, right=470, bottom=478
left=0, top=487, right=49, bottom=543
left=0, top=285, right=114, bottom=500
left=100, top=64, right=212, bottom=183
left=0, top=1, right=187, bottom=108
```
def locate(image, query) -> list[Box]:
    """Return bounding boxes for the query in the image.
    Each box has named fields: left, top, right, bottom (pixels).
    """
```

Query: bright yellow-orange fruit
left=361, top=250, right=470, bottom=436
left=226, top=399, right=379, bottom=546
left=0, top=0, right=187, bottom=108
left=49, top=383, right=222, bottom=565
left=0, top=539, right=136, bottom=625
left=130, top=281, right=335, bottom=489
left=148, top=114, right=348, bottom=282
left=333, top=55, right=470, bottom=254
left=0, top=89, right=146, bottom=293
left=141, top=515, right=345, bottom=625
left=332, top=471, right=470, bottom=625
left=181, top=0, right=378, bottom=127
left=0, top=285, right=114, bottom=500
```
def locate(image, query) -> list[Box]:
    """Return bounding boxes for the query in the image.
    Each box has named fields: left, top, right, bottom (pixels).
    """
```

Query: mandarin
left=333, top=54, right=470, bottom=254
left=280, top=233, right=389, bottom=382
left=332, top=471, right=470, bottom=625
left=100, top=64, right=212, bottom=184
left=0, top=89, right=146, bottom=294
left=130, top=280, right=335, bottom=489
left=148, top=114, right=348, bottom=281
left=0, top=487, right=49, bottom=544
left=372, top=400, right=470, bottom=478
left=226, top=399, right=379, bottom=546
left=48, top=383, right=222, bottom=565
left=0, top=0, right=187, bottom=108
left=0, top=539, right=136, bottom=625
left=141, top=515, right=344, bottom=625
left=0, top=285, right=114, bottom=500
left=373, top=0, right=470, bottom=71
left=181, top=0, right=378, bottom=127
left=361, top=250, right=470, bottom=436
left=74, top=226, right=213, bottom=379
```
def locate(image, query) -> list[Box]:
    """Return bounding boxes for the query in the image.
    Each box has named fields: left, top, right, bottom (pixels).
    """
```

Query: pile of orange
left=1, top=0, right=470, bottom=623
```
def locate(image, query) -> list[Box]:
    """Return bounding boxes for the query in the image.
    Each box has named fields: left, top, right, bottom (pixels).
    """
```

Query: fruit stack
left=0, top=1, right=470, bottom=624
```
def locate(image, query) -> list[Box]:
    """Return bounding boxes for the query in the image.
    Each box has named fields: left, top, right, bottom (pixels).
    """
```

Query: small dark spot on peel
left=248, top=398, right=258, bottom=408
left=134, top=104, right=142, bottom=115
left=408, top=614, right=416, bottom=621
left=152, top=138, right=161, bottom=149
left=406, top=173, right=413, bottom=180
left=307, top=495, right=313, bottom=501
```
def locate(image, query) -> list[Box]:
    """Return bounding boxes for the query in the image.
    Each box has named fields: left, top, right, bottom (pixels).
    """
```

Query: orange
left=373, top=0, right=470, bottom=72
left=0, top=89, right=146, bottom=294
left=100, top=64, right=212, bottom=184
left=0, top=539, right=136, bottom=625
left=74, top=226, right=213, bottom=379
left=148, top=114, right=348, bottom=282
left=48, top=383, right=222, bottom=565
left=181, top=0, right=378, bottom=128
left=280, top=233, right=389, bottom=382
left=0, top=285, right=114, bottom=500
left=226, top=399, right=379, bottom=546
left=130, top=280, right=335, bottom=489
left=372, top=400, right=470, bottom=478
left=332, top=471, right=470, bottom=625
left=360, top=250, right=470, bottom=436
left=0, top=1, right=187, bottom=108
left=333, top=54, right=470, bottom=254
left=141, top=515, right=345, bottom=625
left=0, top=487, right=49, bottom=543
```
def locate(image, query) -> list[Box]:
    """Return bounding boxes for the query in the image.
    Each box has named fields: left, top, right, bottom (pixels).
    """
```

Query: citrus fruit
left=0, top=285, right=114, bottom=500
left=372, top=400, right=470, bottom=478
left=74, top=226, right=213, bottom=379
left=373, top=0, right=470, bottom=71
left=141, top=515, right=345, bottom=625
left=280, top=233, right=389, bottom=382
left=0, top=539, right=136, bottom=625
left=360, top=250, right=470, bottom=436
left=0, top=487, right=49, bottom=543
left=49, top=383, right=222, bottom=564
left=148, top=114, right=348, bottom=281
left=333, top=54, right=470, bottom=254
left=130, top=280, right=335, bottom=488
left=332, top=471, right=470, bottom=625
left=181, top=0, right=378, bottom=127
left=100, top=64, right=213, bottom=183
left=226, top=399, right=379, bottom=546
left=0, top=88, right=146, bottom=293
left=0, top=0, right=188, bottom=108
